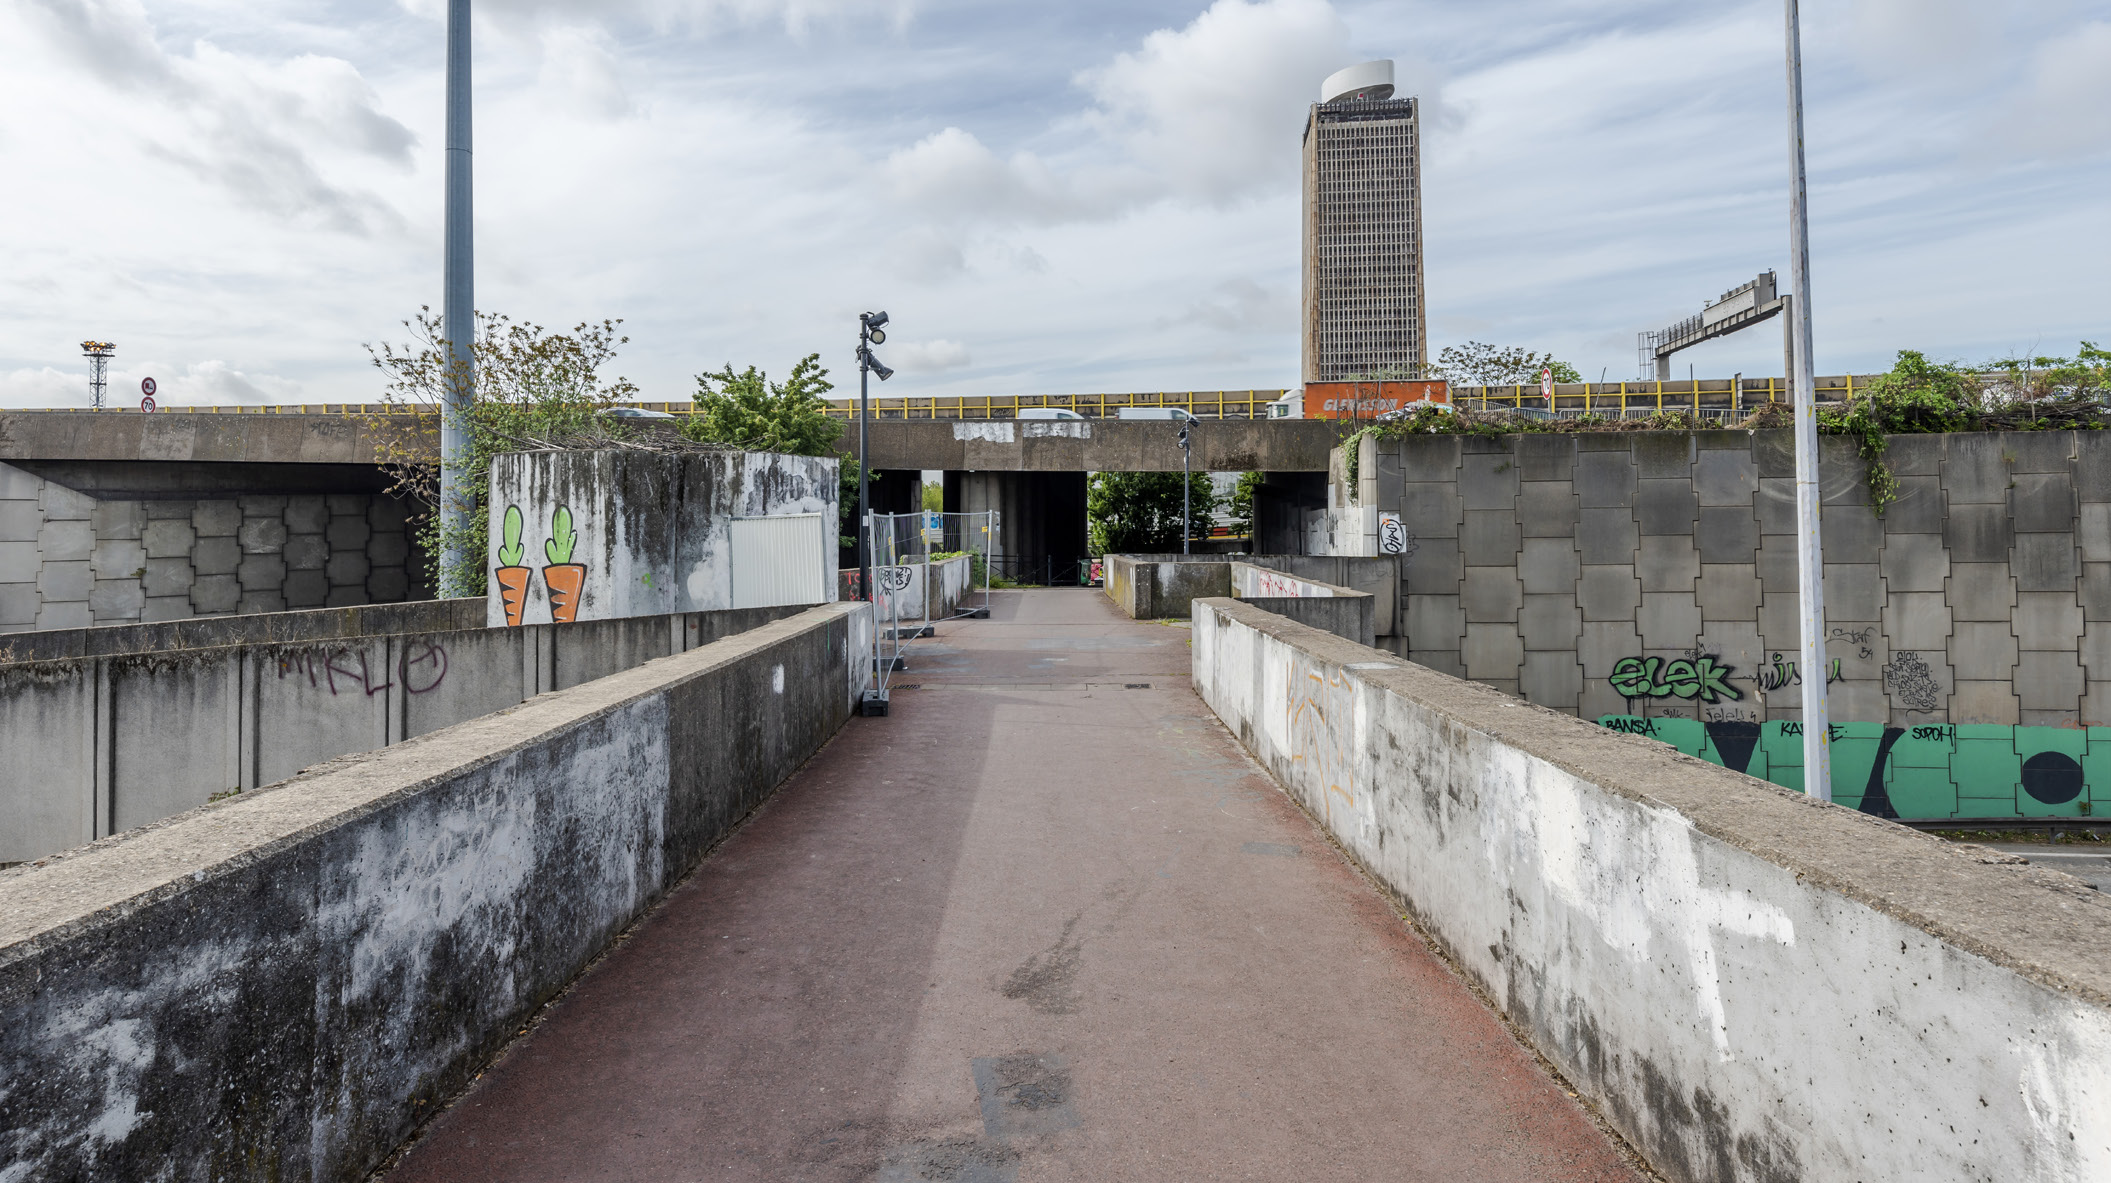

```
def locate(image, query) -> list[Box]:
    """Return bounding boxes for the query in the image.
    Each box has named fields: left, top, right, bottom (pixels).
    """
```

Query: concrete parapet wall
left=1231, top=562, right=1375, bottom=646
left=0, top=603, right=865, bottom=1183
left=0, top=596, right=486, bottom=663
left=1192, top=596, right=2111, bottom=1183
left=1105, top=553, right=1396, bottom=628
left=0, top=600, right=809, bottom=865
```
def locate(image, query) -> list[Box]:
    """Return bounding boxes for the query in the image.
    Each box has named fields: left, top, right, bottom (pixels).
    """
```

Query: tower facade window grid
left=1301, top=97, right=1425, bottom=384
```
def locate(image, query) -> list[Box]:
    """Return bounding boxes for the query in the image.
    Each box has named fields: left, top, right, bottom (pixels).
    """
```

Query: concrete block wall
left=0, top=461, right=430, bottom=632
left=1193, top=597, right=2111, bottom=1183
left=1362, top=429, right=2111, bottom=729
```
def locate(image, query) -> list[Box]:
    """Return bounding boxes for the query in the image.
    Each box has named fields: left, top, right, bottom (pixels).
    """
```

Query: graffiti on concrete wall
left=1883, top=652, right=1942, bottom=712
left=1607, top=654, right=1743, bottom=704
left=1752, top=653, right=1845, bottom=693
left=495, top=505, right=531, bottom=627
left=494, top=503, right=589, bottom=625
left=542, top=505, right=585, bottom=624
left=1599, top=714, right=2110, bottom=821
left=276, top=641, right=448, bottom=698
left=1285, top=655, right=1357, bottom=825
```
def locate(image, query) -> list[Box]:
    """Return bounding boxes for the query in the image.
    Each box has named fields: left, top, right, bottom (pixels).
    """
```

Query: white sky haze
left=1, top=0, right=2105, bottom=407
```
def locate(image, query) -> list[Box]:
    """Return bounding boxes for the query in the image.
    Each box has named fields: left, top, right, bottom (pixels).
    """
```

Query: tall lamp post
left=1179, top=420, right=1193, bottom=555
left=1784, top=0, right=1831, bottom=799
left=856, top=311, right=894, bottom=600
left=440, top=0, right=476, bottom=585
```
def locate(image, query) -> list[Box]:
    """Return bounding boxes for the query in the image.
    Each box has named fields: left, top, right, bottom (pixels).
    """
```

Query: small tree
left=681, top=354, right=842, bottom=456
left=367, top=309, right=637, bottom=597
left=681, top=354, right=859, bottom=546
left=1428, top=342, right=1580, bottom=386
left=1087, top=471, right=1218, bottom=555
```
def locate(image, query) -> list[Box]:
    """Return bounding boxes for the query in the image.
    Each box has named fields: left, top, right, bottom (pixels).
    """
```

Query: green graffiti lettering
left=1606, top=654, right=1744, bottom=704
left=1609, top=656, right=1655, bottom=699
left=1661, top=658, right=1699, bottom=697
left=1694, top=657, right=1742, bottom=703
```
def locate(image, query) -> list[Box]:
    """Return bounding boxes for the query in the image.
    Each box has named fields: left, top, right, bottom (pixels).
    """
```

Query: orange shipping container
left=1301, top=380, right=1448, bottom=419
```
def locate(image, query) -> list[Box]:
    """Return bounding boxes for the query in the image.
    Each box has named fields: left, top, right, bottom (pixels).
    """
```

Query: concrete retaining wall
left=0, top=460, right=432, bottom=633
left=1231, top=562, right=1374, bottom=646
left=0, top=602, right=867, bottom=1183
left=0, top=600, right=810, bottom=866
left=487, top=449, right=837, bottom=627
left=1356, top=429, right=2110, bottom=727
left=1193, top=596, right=2111, bottom=1183
left=1105, top=552, right=1397, bottom=629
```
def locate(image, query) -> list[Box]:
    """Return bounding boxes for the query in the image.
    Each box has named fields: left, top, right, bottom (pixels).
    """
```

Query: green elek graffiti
left=1607, top=655, right=1743, bottom=704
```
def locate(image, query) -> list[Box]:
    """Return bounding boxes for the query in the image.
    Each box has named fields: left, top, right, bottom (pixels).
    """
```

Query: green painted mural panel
left=1594, top=716, right=2106, bottom=821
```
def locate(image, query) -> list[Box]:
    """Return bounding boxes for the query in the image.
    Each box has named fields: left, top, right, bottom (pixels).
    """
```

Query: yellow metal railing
left=816, top=389, right=1288, bottom=420
left=5, top=378, right=1882, bottom=419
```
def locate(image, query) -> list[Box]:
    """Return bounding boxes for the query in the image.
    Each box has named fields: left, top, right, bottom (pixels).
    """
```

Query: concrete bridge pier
left=945, top=470, right=1087, bottom=584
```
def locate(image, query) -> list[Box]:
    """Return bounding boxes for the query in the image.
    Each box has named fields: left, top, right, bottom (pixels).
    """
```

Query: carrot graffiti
left=494, top=505, right=531, bottom=627
left=542, top=505, right=586, bottom=623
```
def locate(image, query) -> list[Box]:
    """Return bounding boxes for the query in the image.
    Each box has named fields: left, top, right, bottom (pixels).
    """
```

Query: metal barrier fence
left=5, top=376, right=1882, bottom=421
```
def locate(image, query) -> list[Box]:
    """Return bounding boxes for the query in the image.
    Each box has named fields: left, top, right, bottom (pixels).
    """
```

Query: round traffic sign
left=141, top=377, right=157, bottom=396
left=141, top=395, right=157, bottom=413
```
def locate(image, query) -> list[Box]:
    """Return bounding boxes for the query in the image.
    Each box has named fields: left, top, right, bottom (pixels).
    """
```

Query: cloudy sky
left=2, top=0, right=2106, bottom=407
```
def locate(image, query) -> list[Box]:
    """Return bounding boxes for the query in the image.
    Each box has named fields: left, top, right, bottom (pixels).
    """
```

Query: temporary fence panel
left=729, top=513, right=829, bottom=609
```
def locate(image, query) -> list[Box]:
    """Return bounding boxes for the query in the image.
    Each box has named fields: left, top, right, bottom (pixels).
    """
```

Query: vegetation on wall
left=679, top=353, right=865, bottom=548
left=1342, top=343, right=2109, bottom=512
left=1086, top=471, right=1218, bottom=555
left=367, top=310, right=640, bottom=597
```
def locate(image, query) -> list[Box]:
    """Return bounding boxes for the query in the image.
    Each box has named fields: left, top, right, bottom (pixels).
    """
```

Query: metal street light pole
left=1180, top=421, right=1193, bottom=555
left=858, top=334, right=871, bottom=599
left=440, top=0, right=475, bottom=584
left=1784, top=0, right=1831, bottom=800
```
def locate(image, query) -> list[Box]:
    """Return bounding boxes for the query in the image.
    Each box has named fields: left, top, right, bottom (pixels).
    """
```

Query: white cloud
left=537, top=25, right=636, bottom=119
left=1077, top=0, right=1349, bottom=200
left=889, top=339, right=971, bottom=372
left=1991, top=22, right=2111, bottom=159
left=22, top=0, right=415, bottom=234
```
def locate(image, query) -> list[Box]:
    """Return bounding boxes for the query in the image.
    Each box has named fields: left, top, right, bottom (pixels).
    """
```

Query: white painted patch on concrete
left=1021, top=421, right=1090, bottom=439
left=772, top=664, right=785, bottom=694
left=953, top=422, right=1014, bottom=443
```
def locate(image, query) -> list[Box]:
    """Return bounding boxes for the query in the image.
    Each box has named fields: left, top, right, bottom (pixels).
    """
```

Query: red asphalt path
left=389, top=590, right=1641, bottom=1182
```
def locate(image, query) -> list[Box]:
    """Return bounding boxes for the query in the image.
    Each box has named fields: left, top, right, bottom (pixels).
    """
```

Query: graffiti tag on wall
left=276, top=641, right=448, bottom=698
left=1607, top=655, right=1743, bottom=703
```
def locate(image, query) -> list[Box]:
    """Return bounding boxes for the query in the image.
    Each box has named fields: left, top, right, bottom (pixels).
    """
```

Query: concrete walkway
left=389, top=590, right=1642, bottom=1182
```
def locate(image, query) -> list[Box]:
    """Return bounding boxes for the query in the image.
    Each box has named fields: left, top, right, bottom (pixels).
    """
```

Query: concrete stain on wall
left=1284, top=654, right=1356, bottom=824
left=1599, top=714, right=2111, bottom=820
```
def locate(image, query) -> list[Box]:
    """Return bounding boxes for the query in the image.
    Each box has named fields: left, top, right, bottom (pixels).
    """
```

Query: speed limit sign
left=140, top=376, right=157, bottom=413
